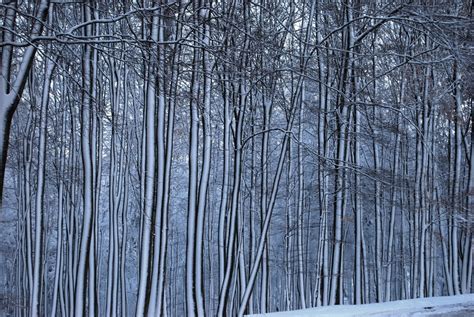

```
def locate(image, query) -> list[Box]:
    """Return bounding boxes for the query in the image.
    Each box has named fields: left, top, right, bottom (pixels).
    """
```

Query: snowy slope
left=247, top=294, right=474, bottom=316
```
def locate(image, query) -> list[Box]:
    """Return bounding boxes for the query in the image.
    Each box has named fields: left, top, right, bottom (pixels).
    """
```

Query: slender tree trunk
left=297, top=89, right=306, bottom=309
left=51, top=89, right=67, bottom=317
left=135, top=11, right=159, bottom=316
left=451, top=60, right=462, bottom=295
left=385, top=73, right=404, bottom=301
left=462, top=102, right=473, bottom=294
left=31, top=50, right=55, bottom=317
left=186, top=3, right=202, bottom=314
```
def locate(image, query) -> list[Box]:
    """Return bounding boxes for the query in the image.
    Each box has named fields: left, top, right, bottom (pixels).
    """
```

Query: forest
left=0, top=0, right=472, bottom=316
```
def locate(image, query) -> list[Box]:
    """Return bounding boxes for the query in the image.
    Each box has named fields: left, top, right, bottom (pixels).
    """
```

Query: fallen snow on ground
left=247, top=294, right=474, bottom=316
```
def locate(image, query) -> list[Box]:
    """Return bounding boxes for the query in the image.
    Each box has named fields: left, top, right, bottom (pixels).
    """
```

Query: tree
left=0, top=0, right=50, bottom=204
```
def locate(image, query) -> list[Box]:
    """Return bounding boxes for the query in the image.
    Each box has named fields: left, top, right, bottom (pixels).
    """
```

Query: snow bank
left=247, top=294, right=474, bottom=316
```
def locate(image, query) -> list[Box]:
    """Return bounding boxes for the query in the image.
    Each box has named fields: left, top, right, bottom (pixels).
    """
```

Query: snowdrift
left=247, top=294, right=474, bottom=316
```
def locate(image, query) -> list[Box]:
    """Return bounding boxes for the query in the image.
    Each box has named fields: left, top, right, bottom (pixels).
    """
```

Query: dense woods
left=0, top=0, right=472, bottom=316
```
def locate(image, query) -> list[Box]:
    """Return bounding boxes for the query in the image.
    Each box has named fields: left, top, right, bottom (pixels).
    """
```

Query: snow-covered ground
left=248, top=294, right=474, bottom=316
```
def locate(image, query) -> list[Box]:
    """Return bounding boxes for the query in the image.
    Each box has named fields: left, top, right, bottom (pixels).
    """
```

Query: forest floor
left=247, top=294, right=474, bottom=316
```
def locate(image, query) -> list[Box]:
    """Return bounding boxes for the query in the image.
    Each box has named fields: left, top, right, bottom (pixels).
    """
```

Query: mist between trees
left=0, top=0, right=472, bottom=316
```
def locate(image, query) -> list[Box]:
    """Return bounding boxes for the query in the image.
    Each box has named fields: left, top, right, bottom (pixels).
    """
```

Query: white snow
left=247, top=294, right=474, bottom=316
